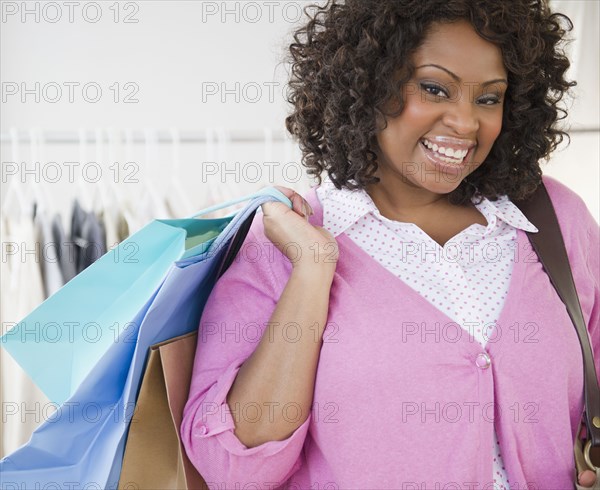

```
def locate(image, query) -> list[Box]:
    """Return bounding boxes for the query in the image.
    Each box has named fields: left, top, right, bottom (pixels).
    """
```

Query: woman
left=181, top=1, right=600, bottom=488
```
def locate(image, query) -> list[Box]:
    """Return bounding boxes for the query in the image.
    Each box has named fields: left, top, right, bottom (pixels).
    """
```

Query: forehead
left=413, top=20, right=507, bottom=78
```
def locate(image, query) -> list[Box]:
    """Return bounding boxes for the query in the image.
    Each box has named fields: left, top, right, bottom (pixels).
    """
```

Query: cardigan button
left=475, top=352, right=491, bottom=369
left=197, top=424, right=208, bottom=435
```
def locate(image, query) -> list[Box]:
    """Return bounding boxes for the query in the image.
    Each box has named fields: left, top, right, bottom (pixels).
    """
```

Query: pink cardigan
left=181, top=174, right=600, bottom=489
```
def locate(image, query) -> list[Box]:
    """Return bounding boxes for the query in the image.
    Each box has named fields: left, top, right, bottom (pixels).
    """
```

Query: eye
left=477, top=96, right=503, bottom=106
left=420, top=83, right=448, bottom=99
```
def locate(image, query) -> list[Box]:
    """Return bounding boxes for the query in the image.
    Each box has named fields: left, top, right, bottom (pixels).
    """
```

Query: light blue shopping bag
left=0, top=187, right=292, bottom=489
left=1, top=217, right=221, bottom=405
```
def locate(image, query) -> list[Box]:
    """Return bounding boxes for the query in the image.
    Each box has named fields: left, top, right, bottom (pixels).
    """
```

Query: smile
left=420, top=138, right=469, bottom=164
left=419, top=139, right=475, bottom=173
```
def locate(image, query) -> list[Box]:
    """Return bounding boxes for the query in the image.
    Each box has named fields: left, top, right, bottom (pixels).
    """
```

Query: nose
left=442, top=98, right=479, bottom=135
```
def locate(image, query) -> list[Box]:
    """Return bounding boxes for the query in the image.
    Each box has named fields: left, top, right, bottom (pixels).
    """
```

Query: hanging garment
left=98, top=205, right=126, bottom=251
left=70, top=199, right=107, bottom=274
left=165, top=196, right=187, bottom=223
left=51, top=214, right=77, bottom=284
left=34, top=209, right=65, bottom=298
left=70, top=199, right=86, bottom=270
left=0, top=212, right=52, bottom=459
left=116, top=210, right=130, bottom=243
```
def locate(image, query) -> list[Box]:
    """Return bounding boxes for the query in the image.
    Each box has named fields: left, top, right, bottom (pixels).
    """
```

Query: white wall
left=1, top=0, right=318, bottom=220
left=545, top=0, right=600, bottom=220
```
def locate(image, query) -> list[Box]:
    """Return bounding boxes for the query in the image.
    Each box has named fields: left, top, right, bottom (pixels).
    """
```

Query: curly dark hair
left=283, top=0, right=577, bottom=205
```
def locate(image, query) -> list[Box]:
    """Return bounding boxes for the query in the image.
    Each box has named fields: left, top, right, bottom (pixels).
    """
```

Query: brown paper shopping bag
left=118, top=331, right=208, bottom=490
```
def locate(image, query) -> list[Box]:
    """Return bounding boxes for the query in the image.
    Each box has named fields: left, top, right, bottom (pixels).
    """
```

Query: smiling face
left=369, top=19, right=508, bottom=207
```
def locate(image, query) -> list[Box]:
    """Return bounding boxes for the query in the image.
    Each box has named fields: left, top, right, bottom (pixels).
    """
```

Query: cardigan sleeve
left=583, top=201, right=600, bottom=385
left=180, top=225, right=311, bottom=489
left=543, top=174, right=600, bottom=385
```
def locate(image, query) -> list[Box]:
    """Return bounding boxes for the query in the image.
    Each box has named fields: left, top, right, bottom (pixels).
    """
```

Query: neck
left=364, top=171, right=452, bottom=223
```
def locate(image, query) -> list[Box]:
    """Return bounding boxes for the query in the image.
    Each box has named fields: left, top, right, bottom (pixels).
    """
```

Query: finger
left=262, top=197, right=305, bottom=220
left=292, top=193, right=305, bottom=216
left=304, top=200, right=314, bottom=216
left=578, top=470, right=597, bottom=487
left=293, top=195, right=312, bottom=217
left=260, top=201, right=285, bottom=218
left=272, top=186, right=305, bottom=215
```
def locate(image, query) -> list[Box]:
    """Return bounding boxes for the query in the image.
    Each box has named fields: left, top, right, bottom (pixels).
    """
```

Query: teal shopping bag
left=0, top=187, right=292, bottom=406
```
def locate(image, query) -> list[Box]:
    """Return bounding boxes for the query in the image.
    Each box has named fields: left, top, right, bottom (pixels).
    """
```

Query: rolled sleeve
left=181, top=223, right=311, bottom=488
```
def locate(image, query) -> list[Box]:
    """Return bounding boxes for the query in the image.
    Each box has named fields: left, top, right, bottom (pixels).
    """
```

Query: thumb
left=578, top=470, right=597, bottom=487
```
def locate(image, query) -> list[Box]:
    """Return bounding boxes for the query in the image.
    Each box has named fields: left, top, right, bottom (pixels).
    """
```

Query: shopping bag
left=1, top=214, right=228, bottom=405
left=0, top=187, right=292, bottom=490
left=117, top=331, right=207, bottom=490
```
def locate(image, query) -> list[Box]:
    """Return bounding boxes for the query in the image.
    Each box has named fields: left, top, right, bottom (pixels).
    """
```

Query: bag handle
left=204, top=187, right=295, bottom=279
left=194, top=187, right=295, bottom=263
left=513, top=181, right=600, bottom=466
left=187, top=187, right=292, bottom=219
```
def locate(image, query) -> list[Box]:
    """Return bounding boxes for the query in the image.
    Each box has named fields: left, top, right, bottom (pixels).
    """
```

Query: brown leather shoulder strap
left=513, top=181, right=600, bottom=449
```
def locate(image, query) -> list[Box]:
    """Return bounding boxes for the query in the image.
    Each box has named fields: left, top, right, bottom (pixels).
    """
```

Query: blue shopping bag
left=0, top=187, right=292, bottom=490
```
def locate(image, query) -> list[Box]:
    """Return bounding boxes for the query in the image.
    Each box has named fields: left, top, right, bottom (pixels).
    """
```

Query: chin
left=417, top=177, right=464, bottom=195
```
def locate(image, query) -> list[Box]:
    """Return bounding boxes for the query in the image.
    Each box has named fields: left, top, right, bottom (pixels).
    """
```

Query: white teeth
left=439, top=156, right=462, bottom=164
left=421, top=139, right=469, bottom=160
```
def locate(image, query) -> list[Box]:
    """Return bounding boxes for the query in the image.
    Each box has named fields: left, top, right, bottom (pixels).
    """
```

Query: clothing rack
left=0, top=129, right=295, bottom=144
left=1, top=126, right=597, bottom=145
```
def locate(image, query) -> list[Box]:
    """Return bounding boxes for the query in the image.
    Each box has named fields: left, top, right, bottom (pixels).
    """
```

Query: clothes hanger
left=141, top=128, right=170, bottom=219
left=76, top=128, right=93, bottom=212
left=2, top=128, right=28, bottom=220
left=218, top=127, right=237, bottom=199
left=202, top=127, right=220, bottom=211
left=6, top=128, right=50, bottom=291
left=259, top=126, right=275, bottom=212
left=164, top=127, right=193, bottom=217
left=121, top=128, right=140, bottom=234
left=29, top=128, right=50, bottom=217
left=105, top=126, right=125, bottom=209
left=90, top=127, right=110, bottom=215
left=4, top=128, right=34, bottom=292
left=214, top=126, right=238, bottom=217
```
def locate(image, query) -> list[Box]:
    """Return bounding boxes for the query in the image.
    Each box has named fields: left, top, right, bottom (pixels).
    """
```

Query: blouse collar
left=316, top=174, right=539, bottom=238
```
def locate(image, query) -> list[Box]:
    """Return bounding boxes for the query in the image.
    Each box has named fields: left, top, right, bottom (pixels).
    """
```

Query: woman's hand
left=261, top=185, right=339, bottom=272
left=579, top=470, right=597, bottom=487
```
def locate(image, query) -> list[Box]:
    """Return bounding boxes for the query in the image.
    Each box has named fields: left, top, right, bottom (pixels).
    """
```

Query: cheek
left=482, top=111, right=504, bottom=143
left=402, top=95, right=438, bottom=123
left=381, top=102, right=436, bottom=147
left=473, top=115, right=503, bottom=165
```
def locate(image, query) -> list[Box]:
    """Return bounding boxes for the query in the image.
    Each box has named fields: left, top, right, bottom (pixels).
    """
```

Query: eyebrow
left=416, top=64, right=508, bottom=87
